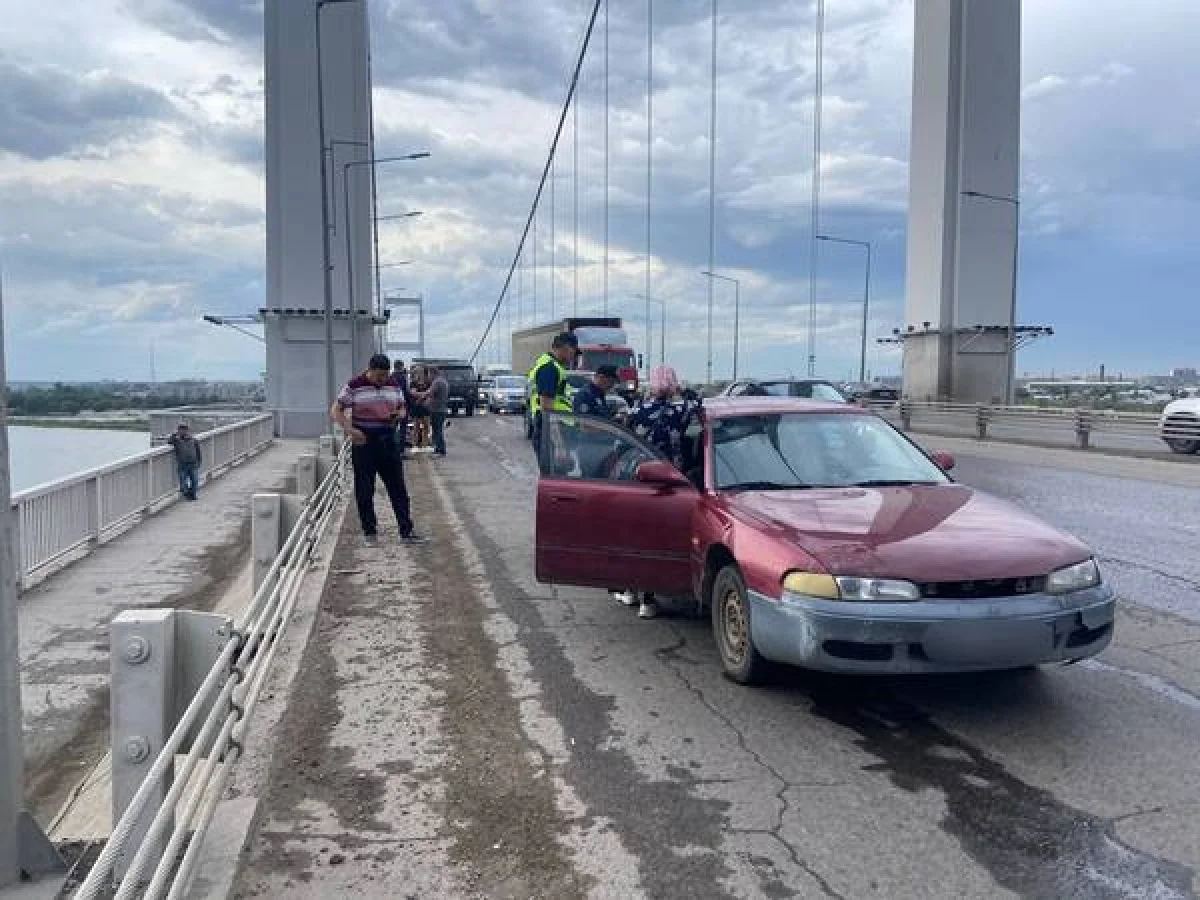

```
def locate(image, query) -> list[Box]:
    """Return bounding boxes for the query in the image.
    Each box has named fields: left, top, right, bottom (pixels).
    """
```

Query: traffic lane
left=445, top=417, right=1199, bottom=898
left=931, top=448, right=1200, bottom=624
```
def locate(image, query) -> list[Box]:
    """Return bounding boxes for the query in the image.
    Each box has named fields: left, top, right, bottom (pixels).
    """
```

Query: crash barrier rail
left=147, top=408, right=263, bottom=443
left=73, top=436, right=348, bottom=899
left=868, top=401, right=1194, bottom=454
left=12, top=414, right=275, bottom=591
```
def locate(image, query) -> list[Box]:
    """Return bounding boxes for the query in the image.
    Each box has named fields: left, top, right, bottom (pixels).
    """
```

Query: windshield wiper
left=847, top=479, right=942, bottom=488
left=724, top=480, right=807, bottom=491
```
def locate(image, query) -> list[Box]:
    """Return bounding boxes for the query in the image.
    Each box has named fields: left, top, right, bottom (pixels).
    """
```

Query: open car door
left=536, top=413, right=697, bottom=594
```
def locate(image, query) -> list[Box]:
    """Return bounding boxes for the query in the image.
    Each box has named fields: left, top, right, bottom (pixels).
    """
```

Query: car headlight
left=1046, top=558, right=1101, bottom=594
left=781, top=571, right=920, bottom=602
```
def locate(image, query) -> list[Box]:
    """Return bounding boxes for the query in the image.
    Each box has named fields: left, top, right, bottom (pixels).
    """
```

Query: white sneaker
left=638, top=600, right=659, bottom=619
left=611, top=591, right=637, bottom=607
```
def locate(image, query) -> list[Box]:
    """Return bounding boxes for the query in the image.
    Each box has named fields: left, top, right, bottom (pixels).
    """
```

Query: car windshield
left=760, top=381, right=846, bottom=402
left=496, top=376, right=525, bottom=389
left=712, top=413, right=949, bottom=491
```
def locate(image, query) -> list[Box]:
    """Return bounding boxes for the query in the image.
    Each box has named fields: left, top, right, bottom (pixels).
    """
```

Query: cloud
left=0, top=56, right=177, bottom=159
left=0, top=0, right=1197, bottom=383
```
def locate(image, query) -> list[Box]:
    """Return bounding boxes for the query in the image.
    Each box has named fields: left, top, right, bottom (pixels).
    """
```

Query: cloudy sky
left=1, top=0, right=1197, bottom=383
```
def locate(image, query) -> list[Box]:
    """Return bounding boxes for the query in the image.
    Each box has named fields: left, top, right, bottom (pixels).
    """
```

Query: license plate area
left=922, top=619, right=1054, bottom=666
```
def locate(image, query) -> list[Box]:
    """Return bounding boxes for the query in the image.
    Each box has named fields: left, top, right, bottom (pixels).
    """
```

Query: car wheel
left=711, top=564, right=769, bottom=684
left=1165, top=438, right=1200, bottom=455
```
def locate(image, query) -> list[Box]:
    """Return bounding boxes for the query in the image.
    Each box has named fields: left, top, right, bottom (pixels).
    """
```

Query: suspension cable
left=469, top=0, right=603, bottom=364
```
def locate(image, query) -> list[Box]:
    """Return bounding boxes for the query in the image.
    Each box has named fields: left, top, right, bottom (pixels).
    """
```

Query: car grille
left=918, top=576, right=1047, bottom=600
left=1161, top=413, right=1200, bottom=440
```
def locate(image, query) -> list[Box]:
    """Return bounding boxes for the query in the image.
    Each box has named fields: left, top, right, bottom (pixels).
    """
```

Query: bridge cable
left=469, top=0, right=603, bottom=365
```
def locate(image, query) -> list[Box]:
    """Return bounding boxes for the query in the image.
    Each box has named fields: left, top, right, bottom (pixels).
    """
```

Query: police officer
left=570, top=365, right=620, bottom=418
left=527, top=331, right=579, bottom=455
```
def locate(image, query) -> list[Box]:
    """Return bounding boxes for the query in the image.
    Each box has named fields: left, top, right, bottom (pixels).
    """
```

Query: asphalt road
left=238, top=415, right=1200, bottom=899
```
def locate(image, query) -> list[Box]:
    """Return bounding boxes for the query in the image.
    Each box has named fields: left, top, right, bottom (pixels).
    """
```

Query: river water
left=6, top=426, right=151, bottom=494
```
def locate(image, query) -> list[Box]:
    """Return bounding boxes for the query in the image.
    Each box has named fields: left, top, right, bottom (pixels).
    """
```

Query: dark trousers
left=431, top=412, right=447, bottom=455
left=177, top=463, right=199, bottom=499
left=351, top=432, right=413, bottom=537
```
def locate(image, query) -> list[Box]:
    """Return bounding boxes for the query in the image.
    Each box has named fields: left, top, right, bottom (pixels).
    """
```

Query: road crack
left=656, top=625, right=848, bottom=900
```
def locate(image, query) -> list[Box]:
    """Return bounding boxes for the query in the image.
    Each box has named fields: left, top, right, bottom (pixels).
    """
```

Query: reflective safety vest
left=527, top=353, right=571, bottom=416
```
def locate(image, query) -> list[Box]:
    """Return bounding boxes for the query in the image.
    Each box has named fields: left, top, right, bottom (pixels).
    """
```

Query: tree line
left=6, top=385, right=226, bottom=416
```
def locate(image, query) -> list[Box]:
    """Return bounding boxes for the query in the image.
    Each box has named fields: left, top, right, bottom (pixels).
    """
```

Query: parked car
left=1159, top=396, right=1200, bottom=454
left=720, top=378, right=848, bottom=403
left=845, top=384, right=901, bottom=408
left=488, top=375, right=528, bottom=414
left=534, top=397, right=1114, bottom=682
left=413, top=358, right=479, bottom=416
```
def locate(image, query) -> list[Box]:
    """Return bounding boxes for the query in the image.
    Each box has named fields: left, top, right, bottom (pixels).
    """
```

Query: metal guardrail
left=11, top=415, right=275, bottom=590
left=74, top=438, right=348, bottom=899
left=865, top=401, right=1198, bottom=454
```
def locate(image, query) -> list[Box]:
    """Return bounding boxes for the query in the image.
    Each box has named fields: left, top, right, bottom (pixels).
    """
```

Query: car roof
left=734, top=377, right=838, bottom=385
left=702, top=396, right=866, bottom=419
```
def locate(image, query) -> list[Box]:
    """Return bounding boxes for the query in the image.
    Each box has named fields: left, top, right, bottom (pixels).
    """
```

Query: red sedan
left=535, top=397, right=1115, bottom=682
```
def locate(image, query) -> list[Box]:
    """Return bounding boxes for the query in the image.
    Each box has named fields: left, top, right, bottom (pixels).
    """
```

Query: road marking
left=1080, top=659, right=1200, bottom=713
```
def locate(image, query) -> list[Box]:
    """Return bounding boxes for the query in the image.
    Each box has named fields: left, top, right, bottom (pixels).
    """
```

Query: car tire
left=1165, top=438, right=1200, bottom=455
left=711, top=564, right=769, bottom=685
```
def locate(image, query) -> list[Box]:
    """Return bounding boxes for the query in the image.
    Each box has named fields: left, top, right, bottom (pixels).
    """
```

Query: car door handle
left=549, top=493, right=580, bottom=503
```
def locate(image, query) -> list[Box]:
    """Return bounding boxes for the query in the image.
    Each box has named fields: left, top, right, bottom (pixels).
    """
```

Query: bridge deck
left=215, top=418, right=1200, bottom=899
left=18, top=440, right=312, bottom=831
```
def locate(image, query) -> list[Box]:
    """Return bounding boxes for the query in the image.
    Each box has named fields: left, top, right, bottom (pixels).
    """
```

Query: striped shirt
left=337, top=375, right=406, bottom=432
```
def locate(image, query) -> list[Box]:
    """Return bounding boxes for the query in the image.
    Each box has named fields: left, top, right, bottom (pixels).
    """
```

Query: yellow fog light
left=781, top=572, right=840, bottom=599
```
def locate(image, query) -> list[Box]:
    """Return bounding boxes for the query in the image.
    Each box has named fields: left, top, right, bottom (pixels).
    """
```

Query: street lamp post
left=816, top=235, right=872, bottom=383
left=315, top=0, right=361, bottom=434
left=342, top=152, right=429, bottom=371
left=701, top=270, right=740, bottom=380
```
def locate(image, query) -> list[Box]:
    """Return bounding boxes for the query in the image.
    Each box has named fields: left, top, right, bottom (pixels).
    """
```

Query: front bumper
left=747, top=585, right=1115, bottom=674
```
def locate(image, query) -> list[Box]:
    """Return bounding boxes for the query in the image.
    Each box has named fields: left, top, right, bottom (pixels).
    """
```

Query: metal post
left=645, top=0, right=653, bottom=384
left=316, top=0, right=339, bottom=436
left=110, top=610, right=176, bottom=882
left=733, top=278, right=740, bottom=379
left=861, top=242, right=872, bottom=384
left=706, top=0, right=718, bottom=386
left=808, top=0, right=825, bottom=377
left=603, top=0, right=609, bottom=314
left=0, top=279, right=20, bottom=887
left=252, top=494, right=282, bottom=592
left=343, top=164, right=358, bottom=373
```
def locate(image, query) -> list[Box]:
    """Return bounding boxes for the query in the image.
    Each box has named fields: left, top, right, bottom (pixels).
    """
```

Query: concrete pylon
left=264, top=0, right=375, bottom=437
left=903, top=0, right=1021, bottom=403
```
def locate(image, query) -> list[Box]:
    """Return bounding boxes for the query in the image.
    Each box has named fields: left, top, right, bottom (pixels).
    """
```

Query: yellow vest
left=527, top=353, right=571, bottom=416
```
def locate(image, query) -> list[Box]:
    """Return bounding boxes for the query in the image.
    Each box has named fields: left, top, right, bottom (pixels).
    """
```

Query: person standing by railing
left=331, top=353, right=427, bottom=545
left=167, top=422, right=202, bottom=501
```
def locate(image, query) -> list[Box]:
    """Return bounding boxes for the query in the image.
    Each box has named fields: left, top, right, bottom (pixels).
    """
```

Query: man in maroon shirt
left=331, top=353, right=426, bottom=544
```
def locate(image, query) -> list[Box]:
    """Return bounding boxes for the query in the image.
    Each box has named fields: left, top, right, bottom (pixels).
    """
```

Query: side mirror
left=930, top=452, right=956, bottom=472
left=635, top=460, right=691, bottom=488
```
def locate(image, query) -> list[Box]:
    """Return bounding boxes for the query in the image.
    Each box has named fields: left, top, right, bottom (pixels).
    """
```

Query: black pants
left=352, top=432, right=413, bottom=537
left=431, top=412, right=447, bottom=455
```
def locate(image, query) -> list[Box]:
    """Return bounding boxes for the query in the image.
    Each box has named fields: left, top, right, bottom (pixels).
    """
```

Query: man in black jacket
left=168, top=422, right=202, bottom=501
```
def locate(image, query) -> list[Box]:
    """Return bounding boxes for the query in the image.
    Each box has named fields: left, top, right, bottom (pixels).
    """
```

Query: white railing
left=12, top=414, right=275, bottom=590
left=871, top=401, right=1195, bottom=455
left=73, top=440, right=348, bottom=900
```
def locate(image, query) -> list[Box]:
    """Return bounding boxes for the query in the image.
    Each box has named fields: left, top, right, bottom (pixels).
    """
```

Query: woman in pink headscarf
left=613, top=365, right=703, bottom=619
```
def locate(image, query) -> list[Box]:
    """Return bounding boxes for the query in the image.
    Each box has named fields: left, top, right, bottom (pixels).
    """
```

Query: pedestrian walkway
left=18, top=440, right=311, bottom=829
